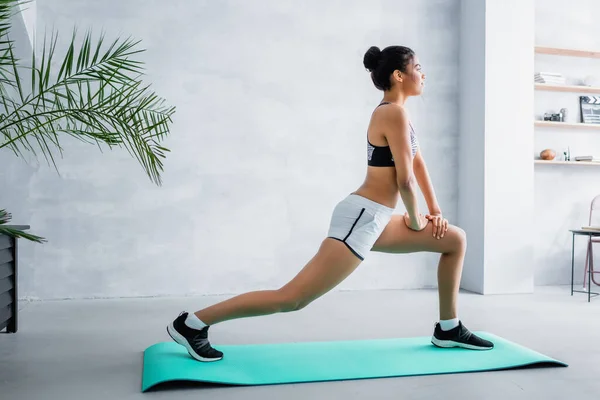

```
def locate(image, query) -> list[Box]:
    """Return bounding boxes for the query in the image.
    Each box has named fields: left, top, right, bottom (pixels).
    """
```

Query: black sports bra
left=367, top=102, right=419, bottom=167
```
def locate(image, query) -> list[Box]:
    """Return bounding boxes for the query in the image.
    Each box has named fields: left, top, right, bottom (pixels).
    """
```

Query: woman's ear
left=392, top=70, right=403, bottom=83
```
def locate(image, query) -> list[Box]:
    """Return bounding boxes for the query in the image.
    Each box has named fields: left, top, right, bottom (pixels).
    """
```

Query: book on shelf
left=535, top=72, right=566, bottom=84
left=581, top=226, right=600, bottom=231
left=574, top=156, right=600, bottom=162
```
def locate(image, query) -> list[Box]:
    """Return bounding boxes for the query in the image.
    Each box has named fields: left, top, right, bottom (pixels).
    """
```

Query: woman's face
left=401, top=56, right=425, bottom=95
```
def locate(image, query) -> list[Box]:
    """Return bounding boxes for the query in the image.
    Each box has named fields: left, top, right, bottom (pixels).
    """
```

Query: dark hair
left=363, top=45, right=415, bottom=91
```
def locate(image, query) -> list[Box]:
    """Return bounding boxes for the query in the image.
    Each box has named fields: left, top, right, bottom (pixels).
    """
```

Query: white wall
left=483, top=0, right=535, bottom=294
left=458, top=0, right=535, bottom=294
left=0, top=0, right=461, bottom=300
left=534, top=0, right=600, bottom=286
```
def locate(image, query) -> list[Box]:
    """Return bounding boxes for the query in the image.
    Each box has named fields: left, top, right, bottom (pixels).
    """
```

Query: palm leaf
left=0, top=0, right=23, bottom=93
left=0, top=21, right=176, bottom=185
left=0, top=1, right=176, bottom=242
left=0, top=209, right=46, bottom=243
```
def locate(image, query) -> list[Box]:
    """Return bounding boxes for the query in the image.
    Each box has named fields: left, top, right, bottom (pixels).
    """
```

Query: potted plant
left=0, top=0, right=175, bottom=332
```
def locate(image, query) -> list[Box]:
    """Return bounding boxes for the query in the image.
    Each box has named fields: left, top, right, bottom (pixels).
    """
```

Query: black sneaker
left=431, top=321, right=494, bottom=350
left=166, top=312, right=223, bottom=362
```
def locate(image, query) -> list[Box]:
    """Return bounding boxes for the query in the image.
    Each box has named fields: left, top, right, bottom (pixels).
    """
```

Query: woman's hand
left=425, top=213, right=448, bottom=239
left=403, top=212, right=429, bottom=232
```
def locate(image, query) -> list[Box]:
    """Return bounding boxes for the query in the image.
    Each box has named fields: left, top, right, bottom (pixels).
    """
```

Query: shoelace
left=458, top=324, right=473, bottom=341
left=192, top=334, right=216, bottom=352
left=192, top=335, right=208, bottom=346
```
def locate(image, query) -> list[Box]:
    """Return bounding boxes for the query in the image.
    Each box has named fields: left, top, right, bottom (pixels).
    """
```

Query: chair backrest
left=590, top=194, right=600, bottom=226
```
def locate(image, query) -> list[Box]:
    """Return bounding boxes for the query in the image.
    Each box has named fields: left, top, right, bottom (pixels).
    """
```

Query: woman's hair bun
left=363, top=46, right=382, bottom=72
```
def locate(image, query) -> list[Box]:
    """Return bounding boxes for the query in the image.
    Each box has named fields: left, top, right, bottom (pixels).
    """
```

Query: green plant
left=0, top=209, right=45, bottom=242
left=0, top=0, right=176, bottom=242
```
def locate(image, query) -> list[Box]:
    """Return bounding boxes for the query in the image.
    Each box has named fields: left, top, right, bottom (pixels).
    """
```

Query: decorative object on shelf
left=544, top=112, right=564, bottom=122
left=574, top=156, right=600, bottom=162
left=563, top=146, right=571, bottom=161
left=540, top=149, right=556, bottom=160
left=580, top=96, right=600, bottom=124
left=535, top=72, right=565, bottom=84
left=560, top=108, right=568, bottom=121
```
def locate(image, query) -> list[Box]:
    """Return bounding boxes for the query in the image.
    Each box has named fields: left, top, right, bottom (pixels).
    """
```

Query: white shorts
left=327, top=193, right=395, bottom=260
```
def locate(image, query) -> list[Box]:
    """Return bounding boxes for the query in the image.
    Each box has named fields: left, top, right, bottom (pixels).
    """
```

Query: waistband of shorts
left=345, top=193, right=395, bottom=215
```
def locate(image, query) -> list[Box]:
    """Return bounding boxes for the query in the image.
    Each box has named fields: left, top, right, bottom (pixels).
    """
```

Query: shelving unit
left=535, top=83, right=600, bottom=93
left=534, top=46, right=600, bottom=167
left=535, top=160, right=600, bottom=166
left=534, top=121, right=600, bottom=130
left=535, top=46, right=600, bottom=59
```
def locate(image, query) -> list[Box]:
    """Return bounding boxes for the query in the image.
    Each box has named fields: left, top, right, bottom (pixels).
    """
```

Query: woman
left=167, top=45, right=494, bottom=362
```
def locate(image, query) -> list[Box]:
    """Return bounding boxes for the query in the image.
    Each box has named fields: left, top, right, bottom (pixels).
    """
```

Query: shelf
left=534, top=121, right=600, bottom=130
left=535, top=46, right=600, bottom=59
left=534, top=47, right=600, bottom=171
left=535, top=160, right=600, bottom=166
left=535, top=83, right=600, bottom=93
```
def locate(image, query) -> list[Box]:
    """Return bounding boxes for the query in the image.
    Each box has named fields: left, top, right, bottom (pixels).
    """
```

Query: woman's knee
left=274, top=289, right=310, bottom=313
left=446, top=225, right=467, bottom=253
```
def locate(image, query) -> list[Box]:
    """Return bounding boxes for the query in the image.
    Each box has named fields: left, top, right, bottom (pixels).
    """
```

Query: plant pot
left=0, top=225, right=29, bottom=333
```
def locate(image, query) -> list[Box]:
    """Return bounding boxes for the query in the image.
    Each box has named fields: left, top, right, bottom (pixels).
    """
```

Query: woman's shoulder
left=373, top=104, right=413, bottom=132
left=373, top=102, right=409, bottom=121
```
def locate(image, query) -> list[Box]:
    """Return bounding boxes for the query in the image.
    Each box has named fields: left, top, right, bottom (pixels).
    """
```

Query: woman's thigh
left=371, top=215, right=466, bottom=254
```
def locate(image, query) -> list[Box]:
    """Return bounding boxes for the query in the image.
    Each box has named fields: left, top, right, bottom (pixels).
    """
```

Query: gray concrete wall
left=457, top=0, right=486, bottom=293
left=0, top=0, right=460, bottom=299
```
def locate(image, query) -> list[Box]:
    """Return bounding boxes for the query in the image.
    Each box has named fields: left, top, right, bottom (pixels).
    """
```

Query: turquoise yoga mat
left=141, top=332, right=566, bottom=391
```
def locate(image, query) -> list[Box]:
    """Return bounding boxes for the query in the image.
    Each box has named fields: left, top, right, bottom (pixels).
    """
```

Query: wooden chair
left=583, top=194, right=600, bottom=289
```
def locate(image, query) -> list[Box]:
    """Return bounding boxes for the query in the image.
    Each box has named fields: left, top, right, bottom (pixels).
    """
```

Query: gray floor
left=1, top=286, right=599, bottom=400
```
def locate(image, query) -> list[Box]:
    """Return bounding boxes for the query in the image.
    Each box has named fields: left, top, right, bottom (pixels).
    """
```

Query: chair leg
left=584, top=240, right=590, bottom=289
left=591, top=243, right=599, bottom=287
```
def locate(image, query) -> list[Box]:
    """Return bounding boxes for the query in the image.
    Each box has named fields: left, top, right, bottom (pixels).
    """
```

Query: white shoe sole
left=166, top=323, right=223, bottom=362
left=431, top=336, right=493, bottom=350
